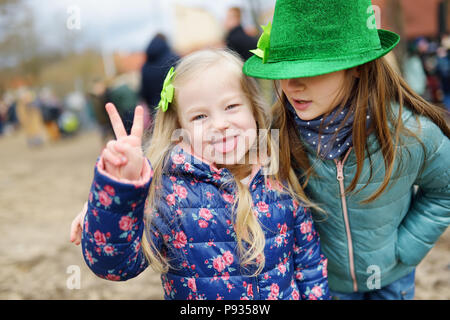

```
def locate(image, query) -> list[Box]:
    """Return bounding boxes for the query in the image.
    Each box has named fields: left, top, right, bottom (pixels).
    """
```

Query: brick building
left=372, top=0, right=449, bottom=39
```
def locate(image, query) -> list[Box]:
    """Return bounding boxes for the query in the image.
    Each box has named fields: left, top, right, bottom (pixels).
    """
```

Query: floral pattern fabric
left=82, top=145, right=329, bottom=300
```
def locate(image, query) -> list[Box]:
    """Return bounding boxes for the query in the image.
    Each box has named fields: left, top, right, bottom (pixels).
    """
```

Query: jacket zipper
left=334, top=147, right=358, bottom=292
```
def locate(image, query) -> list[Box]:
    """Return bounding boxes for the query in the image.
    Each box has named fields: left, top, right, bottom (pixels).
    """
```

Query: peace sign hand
left=102, top=103, right=145, bottom=181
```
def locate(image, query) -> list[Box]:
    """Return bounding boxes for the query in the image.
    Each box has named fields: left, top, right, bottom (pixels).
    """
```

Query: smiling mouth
left=212, top=136, right=238, bottom=153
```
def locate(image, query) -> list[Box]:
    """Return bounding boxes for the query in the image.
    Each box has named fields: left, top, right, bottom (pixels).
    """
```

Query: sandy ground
left=0, top=129, right=448, bottom=300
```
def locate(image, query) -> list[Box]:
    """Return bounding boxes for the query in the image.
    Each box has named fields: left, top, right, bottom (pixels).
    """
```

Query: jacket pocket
left=363, top=234, right=398, bottom=276
left=396, top=224, right=432, bottom=266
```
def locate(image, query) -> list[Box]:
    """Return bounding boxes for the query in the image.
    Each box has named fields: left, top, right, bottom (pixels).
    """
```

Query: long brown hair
left=273, top=56, right=450, bottom=204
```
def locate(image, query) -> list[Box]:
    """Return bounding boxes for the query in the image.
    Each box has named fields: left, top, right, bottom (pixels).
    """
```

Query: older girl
left=244, top=0, right=450, bottom=299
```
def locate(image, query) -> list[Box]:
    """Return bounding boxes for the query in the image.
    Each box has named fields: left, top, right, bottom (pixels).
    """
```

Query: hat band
left=268, top=37, right=382, bottom=62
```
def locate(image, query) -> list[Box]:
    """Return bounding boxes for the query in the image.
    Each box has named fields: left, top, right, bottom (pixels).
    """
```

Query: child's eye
left=226, top=104, right=239, bottom=110
left=192, top=114, right=206, bottom=121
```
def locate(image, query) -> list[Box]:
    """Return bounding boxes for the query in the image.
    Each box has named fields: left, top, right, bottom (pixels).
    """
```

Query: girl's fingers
left=73, top=227, right=82, bottom=245
left=112, top=141, right=143, bottom=181
left=102, top=128, right=143, bottom=181
left=103, top=146, right=122, bottom=178
left=70, top=202, right=88, bottom=245
left=70, top=223, right=77, bottom=242
left=103, top=148, right=123, bottom=166
left=105, top=103, right=127, bottom=139
left=70, top=215, right=82, bottom=243
left=112, top=140, right=143, bottom=165
left=113, top=140, right=134, bottom=156
left=130, top=106, right=144, bottom=140
left=105, top=141, right=127, bottom=166
left=80, top=201, right=88, bottom=231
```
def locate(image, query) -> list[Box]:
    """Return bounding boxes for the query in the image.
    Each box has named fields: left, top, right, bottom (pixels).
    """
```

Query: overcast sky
left=27, top=0, right=275, bottom=53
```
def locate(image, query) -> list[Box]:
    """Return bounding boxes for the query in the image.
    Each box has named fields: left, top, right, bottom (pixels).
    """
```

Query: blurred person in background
left=224, top=6, right=258, bottom=61
left=66, top=88, right=94, bottom=129
left=4, top=92, right=19, bottom=133
left=140, top=33, right=179, bottom=124
left=0, top=98, right=6, bottom=135
left=37, top=87, right=62, bottom=142
left=224, top=6, right=276, bottom=108
left=403, top=41, right=427, bottom=97
left=59, top=90, right=88, bottom=137
left=88, top=78, right=114, bottom=146
left=417, top=37, right=442, bottom=104
left=436, top=34, right=450, bottom=113
left=15, top=88, right=46, bottom=147
left=105, top=72, right=141, bottom=136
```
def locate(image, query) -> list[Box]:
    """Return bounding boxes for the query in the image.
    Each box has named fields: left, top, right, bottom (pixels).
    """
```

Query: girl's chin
left=210, top=152, right=247, bottom=165
left=294, top=109, right=322, bottom=121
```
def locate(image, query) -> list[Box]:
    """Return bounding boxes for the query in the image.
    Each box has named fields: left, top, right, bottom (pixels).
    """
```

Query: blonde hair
left=273, top=56, right=450, bottom=204
left=141, top=49, right=316, bottom=276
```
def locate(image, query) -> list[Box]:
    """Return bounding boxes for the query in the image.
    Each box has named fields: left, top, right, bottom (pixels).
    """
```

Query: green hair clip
left=157, top=66, right=175, bottom=112
left=249, top=21, right=272, bottom=63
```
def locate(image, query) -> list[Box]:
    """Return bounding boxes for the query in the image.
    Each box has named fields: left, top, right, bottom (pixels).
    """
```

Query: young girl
left=73, top=49, right=329, bottom=300
left=243, top=0, right=450, bottom=299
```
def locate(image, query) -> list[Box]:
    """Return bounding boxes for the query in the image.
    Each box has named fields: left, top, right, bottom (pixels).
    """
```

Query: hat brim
left=243, top=29, right=400, bottom=79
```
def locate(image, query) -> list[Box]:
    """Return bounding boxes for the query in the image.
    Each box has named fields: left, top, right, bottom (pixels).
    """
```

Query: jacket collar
left=297, top=102, right=415, bottom=167
left=165, top=144, right=263, bottom=189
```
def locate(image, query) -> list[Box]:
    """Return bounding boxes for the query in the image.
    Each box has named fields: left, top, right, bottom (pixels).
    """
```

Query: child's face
left=177, top=63, right=258, bottom=166
left=280, top=70, right=348, bottom=121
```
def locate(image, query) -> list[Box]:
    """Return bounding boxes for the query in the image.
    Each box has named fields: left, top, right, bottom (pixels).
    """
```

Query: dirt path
left=0, top=130, right=448, bottom=299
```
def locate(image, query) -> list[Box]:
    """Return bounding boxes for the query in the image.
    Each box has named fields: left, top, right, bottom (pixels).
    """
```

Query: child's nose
left=211, top=115, right=230, bottom=131
left=287, top=78, right=306, bottom=91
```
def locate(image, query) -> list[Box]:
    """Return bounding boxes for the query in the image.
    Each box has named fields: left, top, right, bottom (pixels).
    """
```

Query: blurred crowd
left=0, top=86, right=92, bottom=147
left=1, top=8, right=448, bottom=149
left=403, top=33, right=450, bottom=112
left=0, top=7, right=258, bottom=148
left=0, top=32, right=179, bottom=148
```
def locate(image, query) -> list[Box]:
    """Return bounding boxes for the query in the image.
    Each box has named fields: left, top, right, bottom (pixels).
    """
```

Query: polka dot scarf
left=287, top=101, right=370, bottom=160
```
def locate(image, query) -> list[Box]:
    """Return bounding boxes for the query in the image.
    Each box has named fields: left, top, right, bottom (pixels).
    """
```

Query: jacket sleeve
left=293, top=206, right=330, bottom=300
left=81, top=158, right=153, bottom=281
left=397, top=120, right=450, bottom=266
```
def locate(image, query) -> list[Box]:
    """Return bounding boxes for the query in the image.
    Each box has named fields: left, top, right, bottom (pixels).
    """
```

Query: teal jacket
left=298, top=106, right=450, bottom=293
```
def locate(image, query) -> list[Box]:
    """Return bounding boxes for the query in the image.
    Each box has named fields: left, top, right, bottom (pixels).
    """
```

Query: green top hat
left=243, top=0, right=400, bottom=79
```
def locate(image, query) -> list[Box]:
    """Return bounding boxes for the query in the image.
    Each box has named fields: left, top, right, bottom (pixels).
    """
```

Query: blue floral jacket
left=81, top=145, right=329, bottom=300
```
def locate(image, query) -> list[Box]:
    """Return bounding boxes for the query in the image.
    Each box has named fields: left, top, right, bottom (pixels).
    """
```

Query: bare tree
left=0, top=0, right=39, bottom=68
